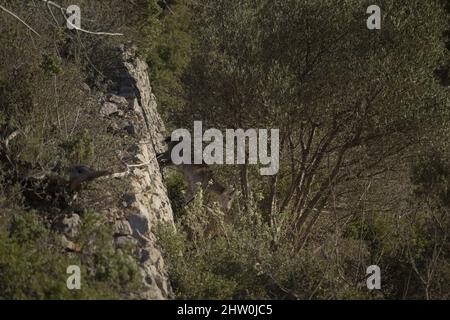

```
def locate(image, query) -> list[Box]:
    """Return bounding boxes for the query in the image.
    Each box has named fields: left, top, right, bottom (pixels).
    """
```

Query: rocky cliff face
left=98, top=44, right=174, bottom=299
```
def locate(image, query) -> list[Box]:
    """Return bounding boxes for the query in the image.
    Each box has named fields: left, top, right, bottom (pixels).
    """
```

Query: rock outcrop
left=97, top=44, right=174, bottom=299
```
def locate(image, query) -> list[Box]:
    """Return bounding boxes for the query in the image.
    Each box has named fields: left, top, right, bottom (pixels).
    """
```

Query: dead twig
left=0, top=5, right=41, bottom=37
left=41, top=0, right=124, bottom=36
left=4, top=130, right=20, bottom=150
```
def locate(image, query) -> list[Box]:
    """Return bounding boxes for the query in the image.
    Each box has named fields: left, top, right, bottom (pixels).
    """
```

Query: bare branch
left=41, top=0, right=124, bottom=36
left=161, top=0, right=175, bottom=15
left=4, top=130, right=20, bottom=150
left=0, top=5, right=41, bottom=37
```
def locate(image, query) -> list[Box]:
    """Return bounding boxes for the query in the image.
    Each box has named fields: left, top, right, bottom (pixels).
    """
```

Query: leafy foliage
left=0, top=210, right=142, bottom=299
left=1, top=0, right=450, bottom=300
left=156, top=0, right=450, bottom=300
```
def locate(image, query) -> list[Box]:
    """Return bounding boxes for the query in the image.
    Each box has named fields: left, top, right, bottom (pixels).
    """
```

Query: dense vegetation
left=0, top=0, right=159, bottom=299
left=1, top=0, right=449, bottom=299
left=157, top=0, right=450, bottom=300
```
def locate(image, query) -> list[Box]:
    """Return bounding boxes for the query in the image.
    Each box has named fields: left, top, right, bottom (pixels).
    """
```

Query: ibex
left=157, top=137, right=236, bottom=210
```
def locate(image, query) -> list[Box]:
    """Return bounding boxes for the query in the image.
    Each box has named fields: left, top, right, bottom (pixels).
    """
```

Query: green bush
left=0, top=210, right=142, bottom=300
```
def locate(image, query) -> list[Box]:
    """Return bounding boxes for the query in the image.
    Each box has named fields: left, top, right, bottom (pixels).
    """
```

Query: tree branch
left=0, top=5, right=41, bottom=37
left=41, top=0, right=124, bottom=36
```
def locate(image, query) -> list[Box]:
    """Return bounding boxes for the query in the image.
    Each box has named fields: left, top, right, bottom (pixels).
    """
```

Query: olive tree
left=181, top=0, right=449, bottom=249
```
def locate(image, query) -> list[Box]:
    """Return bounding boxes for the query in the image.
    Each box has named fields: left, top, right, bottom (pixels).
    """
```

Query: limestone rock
left=100, top=102, right=120, bottom=117
left=54, top=214, right=81, bottom=238
left=128, top=213, right=149, bottom=236
left=106, top=94, right=129, bottom=108
left=114, top=220, right=133, bottom=236
left=60, top=234, right=81, bottom=252
left=115, top=235, right=138, bottom=249
left=96, top=44, right=175, bottom=299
